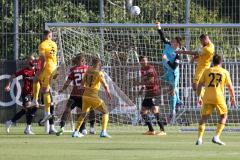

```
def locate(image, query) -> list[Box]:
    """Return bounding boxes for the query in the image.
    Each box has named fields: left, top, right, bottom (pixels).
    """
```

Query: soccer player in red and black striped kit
left=56, top=54, right=95, bottom=136
left=139, top=56, right=166, bottom=136
left=5, top=55, right=38, bottom=134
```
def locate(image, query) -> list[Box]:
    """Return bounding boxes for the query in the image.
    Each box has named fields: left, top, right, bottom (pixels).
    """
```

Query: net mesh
left=48, top=23, right=240, bottom=131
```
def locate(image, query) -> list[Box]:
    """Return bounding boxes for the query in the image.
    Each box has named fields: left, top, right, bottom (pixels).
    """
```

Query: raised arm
left=156, top=22, right=170, bottom=44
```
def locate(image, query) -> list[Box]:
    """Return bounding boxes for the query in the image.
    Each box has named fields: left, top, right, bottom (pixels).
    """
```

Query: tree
left=0, top=0, right=99, bottom=59
left=0, top=0, right=237, bottom=60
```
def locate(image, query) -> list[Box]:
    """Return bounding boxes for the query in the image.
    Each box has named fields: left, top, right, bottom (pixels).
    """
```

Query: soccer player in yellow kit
left=32, top=30, right=58, bottom=133
left=176, top=34, right=214, bottom=92
left=195, top=55, right=236, bottom=145
left=72, top=58, right=112, bottom=138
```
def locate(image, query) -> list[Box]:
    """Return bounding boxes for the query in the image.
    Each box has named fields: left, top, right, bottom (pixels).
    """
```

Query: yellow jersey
left=83, top=68, right=105, bottom=96
left=39, top=39, right=57, bottom=72
left=199, top=66, right=232, bottom=105
left=197, top=42, right=214, bottom=68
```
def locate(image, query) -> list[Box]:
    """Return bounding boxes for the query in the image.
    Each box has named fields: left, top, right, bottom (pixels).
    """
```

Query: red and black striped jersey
left=15, top=67, right=35, bottom=95
left=68, top=65, right=88, bottom=97
left=141, top=64, right=160, bottom=97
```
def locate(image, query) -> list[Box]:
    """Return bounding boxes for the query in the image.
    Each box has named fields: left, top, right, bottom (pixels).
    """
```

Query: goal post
left=46, top=23, right=240, bottom=132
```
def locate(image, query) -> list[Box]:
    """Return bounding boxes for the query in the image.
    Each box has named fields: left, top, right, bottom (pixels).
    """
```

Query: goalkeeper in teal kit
left=156, top=22, right=183, bottom=124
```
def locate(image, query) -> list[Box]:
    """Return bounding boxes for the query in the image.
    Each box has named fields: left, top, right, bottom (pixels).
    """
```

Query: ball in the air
left=130, top=6, right=141, bottom=16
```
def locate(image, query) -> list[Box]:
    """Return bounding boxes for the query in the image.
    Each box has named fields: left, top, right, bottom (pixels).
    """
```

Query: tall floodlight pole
left=13, top=0, right=19, bottom=60
left=185, top=0, right=191, bottom=51
left=13, top=0, right=19, bottom=109
left=100, top=0, right=104, bottom=23
left=99, top=0, right=105, bottom=61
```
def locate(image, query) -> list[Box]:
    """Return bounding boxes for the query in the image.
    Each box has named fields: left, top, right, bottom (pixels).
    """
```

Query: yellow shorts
left=39, top=69, right=56, bottom=88
left=193, top=67, right=207, bottom=84
left=82, top=95, right=108, bottom=113
left=201, top=103, right=228, bottom=115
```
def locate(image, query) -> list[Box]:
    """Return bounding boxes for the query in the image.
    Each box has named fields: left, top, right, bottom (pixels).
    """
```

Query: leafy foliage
left=0, top=0, right=237, bottom=59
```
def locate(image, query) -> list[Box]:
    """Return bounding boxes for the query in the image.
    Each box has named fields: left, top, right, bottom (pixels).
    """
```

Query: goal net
left=46, top=23, right=240, bottom=132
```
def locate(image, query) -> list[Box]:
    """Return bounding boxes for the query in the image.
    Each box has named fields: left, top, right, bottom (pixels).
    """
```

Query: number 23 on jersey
left=208, top=73, right=222, bottom=87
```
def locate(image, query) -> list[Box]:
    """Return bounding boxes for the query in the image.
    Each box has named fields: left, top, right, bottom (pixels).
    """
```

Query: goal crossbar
left=45, top=23, right=240, bottom=29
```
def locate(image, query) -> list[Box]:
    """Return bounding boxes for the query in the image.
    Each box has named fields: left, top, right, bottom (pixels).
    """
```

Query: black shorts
left=69, top=96, right=82, bottom=110
left=21, top=93, right=33, bottom=106
left=142, top=98, right=156, bottom=109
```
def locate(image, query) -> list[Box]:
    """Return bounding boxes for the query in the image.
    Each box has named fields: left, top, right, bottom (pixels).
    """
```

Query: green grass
left=0, top=125, right=240, bottom=160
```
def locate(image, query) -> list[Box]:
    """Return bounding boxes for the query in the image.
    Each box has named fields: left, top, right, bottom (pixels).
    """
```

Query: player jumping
left=176, top=34, right=214, bottom=97
left=156, top=22, right=183, bottom=124
left=72, top=58, right=112, bottom=138
left=195, top=55, right=236, bottom=145
left=31, top=30, right=58, bottom=133
left=56, top=54, right=95, bottom=136
left=138, top=56, right=166, bottom=136
left=5, top=55, right=38, bottom=134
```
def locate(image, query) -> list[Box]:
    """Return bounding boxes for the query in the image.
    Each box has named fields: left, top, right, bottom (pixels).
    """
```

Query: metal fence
left=43, top=22, right=240, bottom=126
left=0, top=0, right=240, bottom=59
left=1, top=60, right=239, bottom=125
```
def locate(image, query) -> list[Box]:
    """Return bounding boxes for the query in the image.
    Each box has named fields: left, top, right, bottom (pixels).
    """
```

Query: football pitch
left=0, top=125, right=240, bottom=160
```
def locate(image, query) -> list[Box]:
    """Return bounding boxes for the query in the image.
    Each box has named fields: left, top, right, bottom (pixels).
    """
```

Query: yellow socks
left=33, top=82, right=40, bottom=101
left=43, top=92, right=51, bottom=112
left=216, top=123, right=225, bottom=138
left=198, top=124, right=206, bottom=140
left=102, top=114, right=109, bottom=131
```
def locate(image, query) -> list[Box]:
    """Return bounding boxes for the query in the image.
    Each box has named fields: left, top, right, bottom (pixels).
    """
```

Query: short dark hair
left=72, top=54, right=85, bottom=65
left=76, top=53, right=85, bottom=61
left=92, top=57, right=101, bottom=65
left=212, top=54, right=222, bottom=65
left=43, top=30, right=52, bottom=37
left=139, top=55, right=147, bottom=61
left=199, top=34, right=208, bottom=40
left=175, top=36, right=182, bottom=47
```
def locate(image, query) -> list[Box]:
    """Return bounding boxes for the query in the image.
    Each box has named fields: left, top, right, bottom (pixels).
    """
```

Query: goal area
left=46, top=23, right=240, bottom=132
